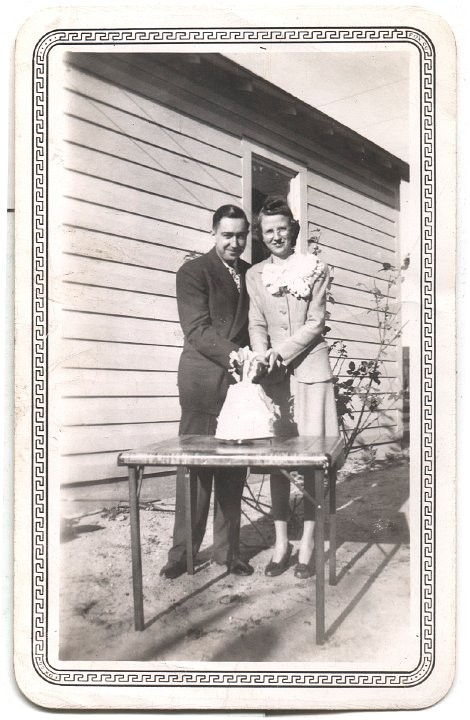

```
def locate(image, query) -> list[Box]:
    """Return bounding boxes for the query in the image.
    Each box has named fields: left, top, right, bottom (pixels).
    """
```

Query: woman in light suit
left=245, top=197, right=339, bottom=578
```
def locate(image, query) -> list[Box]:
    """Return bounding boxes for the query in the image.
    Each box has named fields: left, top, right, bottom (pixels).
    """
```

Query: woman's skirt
left=265, top=373, right=340, bottom=438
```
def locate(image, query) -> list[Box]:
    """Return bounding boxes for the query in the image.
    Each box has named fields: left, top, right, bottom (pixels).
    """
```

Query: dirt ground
left=59, top=454, right=414, bottom=664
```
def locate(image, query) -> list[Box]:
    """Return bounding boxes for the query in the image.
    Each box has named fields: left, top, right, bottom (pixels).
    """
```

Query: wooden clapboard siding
left=318, top=244, right=395, bottom=286
left=329, top=283, right=399, bottom=313
left=63, top=397, right=181, bottom=426
left=63, top=81, right=242, bottom=175
left=329, top=266, right=397, bottom=300
left=307, top=187, right=396, bottom=235
left=55, top=368, right=179, bottom=398
left=343, top=409, right=399, bottom=431
left=307, top=172, right=397, bottom=222
left=62, top=224, right=203, bottom=272
left=327, top=302, right=396, bottom=328
left=308, top=205, right=395, bottom=252
left=62, top=422, right=179, bottom=456
left=62, top=311, right=183, bottom=347
left=65, top=173, right=215, bottom=233
left=58, top=340, right=182, bottom=371
left=65, top=142, right=240, bottom=212
left=62, top=254, right=177, bottom=297
left=97, top=52, right=398, bottom=207
left=57, top=61, right=244, bottom=485
left=327, top=320, right=395, bottom=346
left=52, top=281, right=179, bottom=323
left=63, top=64, right=242, bottom=156
left=307, top=163, right=401, bottom=453
left=309, top=221, right=394, bottom=263
left=66, top=116, right=240, bottom=196
left=347, top=426, right=401, bottom=450
left=332, top=376, right=399, bottom=396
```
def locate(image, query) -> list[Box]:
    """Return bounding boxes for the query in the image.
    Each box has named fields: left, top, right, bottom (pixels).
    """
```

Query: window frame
left=241, top=139, right=308, bottom=262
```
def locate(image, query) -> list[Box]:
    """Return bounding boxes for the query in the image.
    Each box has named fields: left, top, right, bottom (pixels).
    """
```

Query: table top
left=117, top=435, right=344, bottom=469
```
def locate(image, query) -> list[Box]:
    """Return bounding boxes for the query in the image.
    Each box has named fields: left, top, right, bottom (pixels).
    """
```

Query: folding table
left=117, top=434, right=344, bottom=644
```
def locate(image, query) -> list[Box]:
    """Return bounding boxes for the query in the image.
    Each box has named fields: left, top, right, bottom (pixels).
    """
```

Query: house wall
left=53, top=54, right=403, bottom=486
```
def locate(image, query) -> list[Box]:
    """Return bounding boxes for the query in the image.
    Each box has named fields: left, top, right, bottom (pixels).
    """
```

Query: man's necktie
left=227, top=265, right=240, bottom=292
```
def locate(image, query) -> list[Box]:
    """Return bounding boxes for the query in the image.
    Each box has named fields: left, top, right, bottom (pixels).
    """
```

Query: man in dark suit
left=160, top=205, right=255, bottom=579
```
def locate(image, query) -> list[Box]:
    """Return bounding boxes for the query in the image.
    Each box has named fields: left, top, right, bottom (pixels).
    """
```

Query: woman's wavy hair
left=257, top=196, right=300, bottom=246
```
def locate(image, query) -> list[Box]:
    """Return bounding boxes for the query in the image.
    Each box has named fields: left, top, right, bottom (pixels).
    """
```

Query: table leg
left=128, top=466, right=144, bottom=631
left=314, top=467, right=325, bottom=645
left=182, top=466, right=196, bottom=575
left=329, top=467, right=337, bottom=586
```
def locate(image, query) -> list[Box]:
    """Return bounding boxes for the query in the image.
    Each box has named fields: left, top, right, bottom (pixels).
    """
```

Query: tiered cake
left=215, top=348, right=276, bottom=442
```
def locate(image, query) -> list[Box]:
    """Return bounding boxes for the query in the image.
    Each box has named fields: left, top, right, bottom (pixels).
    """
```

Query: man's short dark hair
left=212, top=204, right=249, bottom=230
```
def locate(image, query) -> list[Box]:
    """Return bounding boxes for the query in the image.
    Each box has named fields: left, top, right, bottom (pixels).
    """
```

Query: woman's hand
left=264, top=349, right=282, bottom=373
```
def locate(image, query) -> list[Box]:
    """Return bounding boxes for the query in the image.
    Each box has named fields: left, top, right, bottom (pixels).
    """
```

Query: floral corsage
left=262, top=253, right=327, bottom=299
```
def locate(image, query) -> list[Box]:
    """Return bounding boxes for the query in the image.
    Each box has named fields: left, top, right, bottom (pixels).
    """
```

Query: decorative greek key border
left=32, top=26, right=435, bottom=687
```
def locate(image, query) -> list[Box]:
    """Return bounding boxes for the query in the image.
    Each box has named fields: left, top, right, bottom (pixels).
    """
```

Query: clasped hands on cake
left=230, top=347, right=286, bottom=384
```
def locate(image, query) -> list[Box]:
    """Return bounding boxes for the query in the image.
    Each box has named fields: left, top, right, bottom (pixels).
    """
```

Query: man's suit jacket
left=176, top=246, right=250, bottom=415
left=245, top=256, right=333, bottom=383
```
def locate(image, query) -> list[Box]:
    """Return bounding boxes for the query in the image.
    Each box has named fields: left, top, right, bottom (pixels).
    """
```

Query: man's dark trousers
left=168, top=410, right=246, bottom=565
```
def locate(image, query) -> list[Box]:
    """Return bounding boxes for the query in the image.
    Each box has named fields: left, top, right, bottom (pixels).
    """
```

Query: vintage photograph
left=52, top=46, right=414, bottom=664
left=13, top=6, right=456, bottom=711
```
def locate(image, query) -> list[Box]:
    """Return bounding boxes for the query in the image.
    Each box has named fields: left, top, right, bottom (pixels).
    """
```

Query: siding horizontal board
left=309, top=221, right=394, bottom=262
left=62, top=311, right=183, bottom=346
left=64, top=65, right=242, bottom=156
left=62, top=222, right=207, bottom=271
left=65, top=142, right=241, bottom=212
left=328, top=340, right=397, bottom=362
left=66, top=115, right=241, bottom=195
left=327, top=320, right=395, bottom=345
left=64, top=89, right=242, bottom=175
left=61, top=421, right=179, bottom=455
left=56, top=369, right=179, bottom=398
left=322, top=247, right=398, bottom=295
left=346, top=396, right=401, bottom=414
left=52, top=281, right=179, bottom=322
left=327, top=283, right=398, bottom=313
left=64, top=396, right=181, bottom=426
left=62, top=254, right=177, bottom=297
left=346, top=425, right=400, bottom=449
left=308, top=205, right=395, bottom=252
left=58, top=340, right=182, bottom=371
left=327, top=303, right=395, bottom=328
left=307, top=174, right=397, bottom=222
left=307, top=186, right=396, bottom=236
left=330, top=267, right=397, bottom=299
left=65, top=172, right=214, bottom=233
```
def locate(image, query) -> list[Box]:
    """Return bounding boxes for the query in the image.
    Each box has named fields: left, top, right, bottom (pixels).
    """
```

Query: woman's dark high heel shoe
left=264, top=542, right=293, bottom=577
left=294, top=554, right=315, bottom=579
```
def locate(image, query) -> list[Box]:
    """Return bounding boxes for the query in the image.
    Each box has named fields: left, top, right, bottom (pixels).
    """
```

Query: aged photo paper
left=13, top=4, right=456, bottom=711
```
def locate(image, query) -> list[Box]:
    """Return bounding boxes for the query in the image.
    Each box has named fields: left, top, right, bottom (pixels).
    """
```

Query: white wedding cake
left=215, top=348, right=276, bottom=442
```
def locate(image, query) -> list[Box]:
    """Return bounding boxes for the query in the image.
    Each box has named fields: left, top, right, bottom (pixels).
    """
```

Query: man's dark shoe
left=228, top=558, right=254, bottom=576
left=159, top=560, right=186, bottom=579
